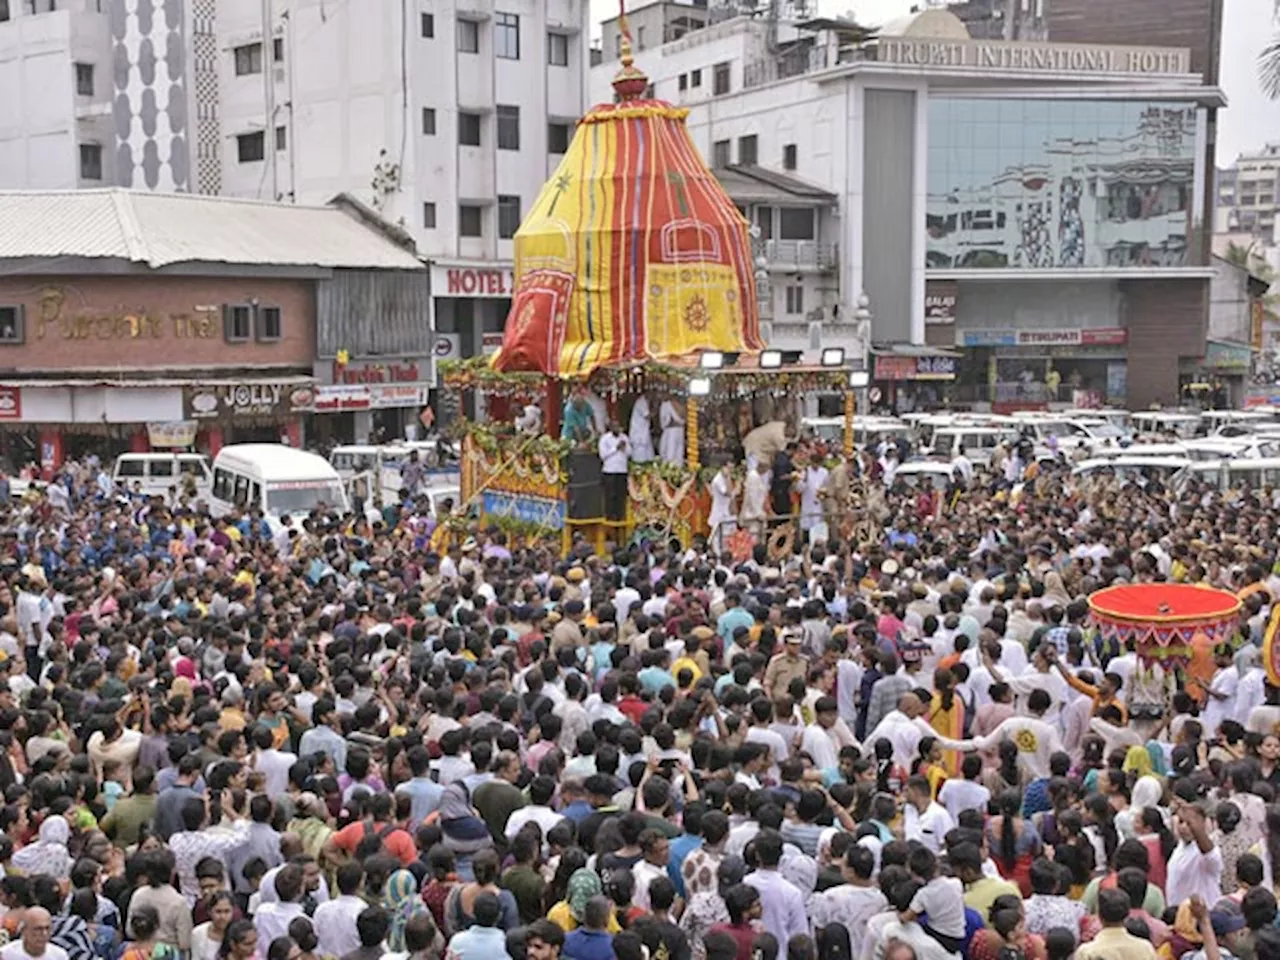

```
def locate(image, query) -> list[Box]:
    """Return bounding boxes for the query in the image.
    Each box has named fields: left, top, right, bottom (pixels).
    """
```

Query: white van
left=1131, top=411, right=1202, bottom=439
left=1190, top=458, right=1280, bottom=492
left=330, top=444, right=412, bottom=501
left=1071, top=456, right=1191, bottom=484
left=210, top=444, right=349, bottom=527
left=113, top=453, right=212, bottom=500
left=927, top=427, right=1016, bottom=465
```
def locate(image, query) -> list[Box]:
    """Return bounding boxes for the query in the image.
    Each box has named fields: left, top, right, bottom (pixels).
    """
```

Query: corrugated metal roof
left=0, top=190, right=425, bottom=271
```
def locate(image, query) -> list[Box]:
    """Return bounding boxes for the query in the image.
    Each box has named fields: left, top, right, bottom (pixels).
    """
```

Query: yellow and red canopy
left=492, top=67, right=764, bottom=377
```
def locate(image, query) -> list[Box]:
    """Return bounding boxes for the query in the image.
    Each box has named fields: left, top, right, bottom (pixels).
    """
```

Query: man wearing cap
left=551, top=600, right=585, bottom=655
left=763, top=630, right=808, bottom=700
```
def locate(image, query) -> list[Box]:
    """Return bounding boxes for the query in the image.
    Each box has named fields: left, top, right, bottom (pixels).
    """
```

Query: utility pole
left=262, top=0, right=278, bottom=200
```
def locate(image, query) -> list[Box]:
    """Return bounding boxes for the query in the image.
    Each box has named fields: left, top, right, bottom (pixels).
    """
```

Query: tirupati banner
left=493, top=100, right=765, bottom=377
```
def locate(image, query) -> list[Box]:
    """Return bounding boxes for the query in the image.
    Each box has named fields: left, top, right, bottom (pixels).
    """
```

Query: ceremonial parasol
left=1088, top=583, right=1241, bottom=670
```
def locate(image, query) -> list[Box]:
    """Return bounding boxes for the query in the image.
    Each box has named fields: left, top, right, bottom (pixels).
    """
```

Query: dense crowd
left=1, top=443, right=1280, bottom=960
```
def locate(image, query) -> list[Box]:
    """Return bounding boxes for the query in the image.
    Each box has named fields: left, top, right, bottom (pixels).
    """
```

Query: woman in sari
left=928, top=668, right=965, bottom=777
left=286, top=794, right=332, bottom=866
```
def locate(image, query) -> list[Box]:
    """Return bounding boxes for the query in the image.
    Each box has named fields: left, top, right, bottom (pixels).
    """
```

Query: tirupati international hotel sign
left=876, top=39, right=1192, bottom=76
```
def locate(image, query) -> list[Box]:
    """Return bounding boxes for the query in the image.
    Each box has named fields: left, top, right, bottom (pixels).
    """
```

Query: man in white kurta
left=628, top=395, right=656, bottom=463
left=708, top=464, right=735, bottom=552
left=740, top=462, right=770, bottom=535
left=659, top=398, right=685, bottom=465
left=799, top=462, right=829, bottom=535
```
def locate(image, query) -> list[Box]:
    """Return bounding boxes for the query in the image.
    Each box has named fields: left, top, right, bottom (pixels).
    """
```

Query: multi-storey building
left=0, top=0, right=114, bottom=189
left=590, top=7, right=1223, bottom=408
left=1217, top=144, right=1280, bottom=240
left=1, top=0, right=593, bottom=441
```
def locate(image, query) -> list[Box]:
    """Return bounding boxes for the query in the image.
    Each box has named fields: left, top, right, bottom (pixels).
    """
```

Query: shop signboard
left=313, top=384, right=432, bottom=412
left=876, top=38, right=1191, bottom=76
left=1204, top=341, right=1254, bottom=371
left=0, top=387, right=21, bottom=421
left=874, top=355, right=957, bottom=381
left=430, top=264, right=516, bottom=298
left=147, top=421, right=198, bottom=447
left=961, top=328, right=1127, bottom=348
left=330, top=358, right=426, bottom=385
left=925, top=282, right=957, bottom=326
left=184, top=382, right=314, bottom=421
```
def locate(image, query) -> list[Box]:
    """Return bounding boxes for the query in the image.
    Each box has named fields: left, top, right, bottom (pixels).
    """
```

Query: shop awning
left=0, top=374, right=316, bottom=388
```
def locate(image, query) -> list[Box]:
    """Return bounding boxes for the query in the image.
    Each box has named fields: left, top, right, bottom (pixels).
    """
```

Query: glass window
left=459, top=205, right=483, bottom=238
left=713, top=62, right=730, bottom=95
left=927, top=98, right=1198, bottom=270
left=779, top=208, right=814, bottom=240
left=74, top=62, right=93, bottom=96
left=494, top=12, right=519, bottom=59
left=458, top=112, right=481, bottom=147
left=422, top=107, right=436, bottom=135
left=421, top=12, right=434, bottom=37
left=498, top=195, right=521, bottom=239
left=79, top=143, right=102, bottom=180
left=457, top=19, right=479, bottom=54
left=548, top=32, right=568, bottom=66
left=233, top=43, right=262, bottom=75
left=548, top=123, right=570, bottom=154
left=738, top=135, right=757, bottom=165
left=149, top=460, right=174, bottom=478
left=117, top=459, right=145, bottom=478
left=497, top=105, right=520, bottom=150
left=712, top=140, right=730, bottom=168
left=237, top=132, right=265, bottom=163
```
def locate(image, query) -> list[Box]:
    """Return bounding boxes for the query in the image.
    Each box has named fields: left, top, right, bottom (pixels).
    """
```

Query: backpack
left=355, top=820, right=397, bottom=859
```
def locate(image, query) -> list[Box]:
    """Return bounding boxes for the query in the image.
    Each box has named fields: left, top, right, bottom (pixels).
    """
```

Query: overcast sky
left=589, top=0, right=1280, bottom=164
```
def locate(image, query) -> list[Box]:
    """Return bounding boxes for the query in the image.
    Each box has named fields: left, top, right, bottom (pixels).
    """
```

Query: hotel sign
left=876, top=39, right=1191, bottom=76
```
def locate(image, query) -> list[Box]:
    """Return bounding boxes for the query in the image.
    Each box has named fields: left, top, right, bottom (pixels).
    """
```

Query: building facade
left=1, top=0, right=595, bottom=405
left=1216, top=144, right=1280, bottom=240
left=590, top=10, right=1223, bottom=408
left=0, top=190, right=426, bottom=471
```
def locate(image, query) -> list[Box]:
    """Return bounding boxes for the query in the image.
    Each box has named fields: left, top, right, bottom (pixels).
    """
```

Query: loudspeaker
left=566, top=451, right=603, bottom=520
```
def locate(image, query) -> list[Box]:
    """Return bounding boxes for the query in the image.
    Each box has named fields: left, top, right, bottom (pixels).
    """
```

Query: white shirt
left=598, top=432, right=630, bottom=474
left=2, top=945, right=68, bottom=960
left=1202, top=665, right=1239, bottom=737
left=1165, top=839, right=1223, bottom=909
left=937, top=779, right=990, bottom=825
left=255, top=901, right=304, bottom=950
left=903, top=801, right=954, bottom=854
left=254, top=748, right=297, bottom=798
left=801, top=723, right=840, bottom=770
left=863, top=711, right=951, bottom=768
left=504, top=804, right=566, bottom=842
left=313, top=894, right=366, bottom=959
left=968, top=716, right=1063, bottom=780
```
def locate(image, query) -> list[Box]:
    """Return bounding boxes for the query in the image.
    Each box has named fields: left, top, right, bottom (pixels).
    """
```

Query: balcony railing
left=743, top=44, right=868, bottom=89
left=764, top=239, right=838, bottom=271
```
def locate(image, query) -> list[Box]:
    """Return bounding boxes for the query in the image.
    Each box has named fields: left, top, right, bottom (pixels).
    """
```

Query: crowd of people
left=1, top=442, right=1280, bottom=960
